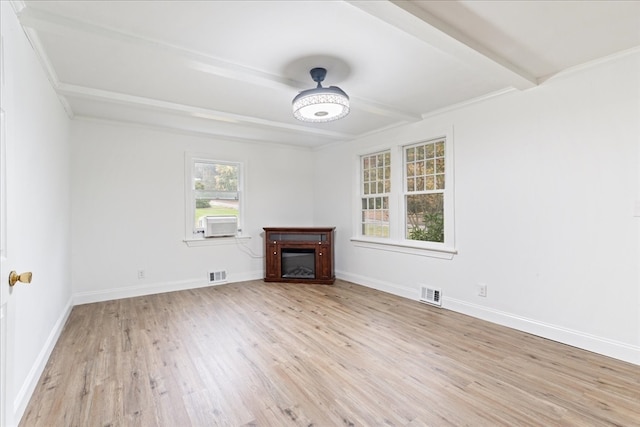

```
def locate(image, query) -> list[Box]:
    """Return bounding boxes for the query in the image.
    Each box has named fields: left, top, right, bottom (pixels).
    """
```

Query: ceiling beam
left=56, top=83, right=356, bottom=140
left=347, top=0, right=537, bottom=90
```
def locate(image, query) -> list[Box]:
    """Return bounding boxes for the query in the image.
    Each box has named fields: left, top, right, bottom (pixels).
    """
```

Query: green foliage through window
left=406, top=193, right=444, bottom=243
left=405, top=139, right=446, bottom=243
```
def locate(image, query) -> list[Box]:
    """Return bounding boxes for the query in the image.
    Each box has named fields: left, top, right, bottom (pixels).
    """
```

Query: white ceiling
left=13, top=0, right=640, bottom=148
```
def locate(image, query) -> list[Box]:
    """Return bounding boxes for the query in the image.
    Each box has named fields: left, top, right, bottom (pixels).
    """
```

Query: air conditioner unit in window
left=199, top=216, right=237, bottom=237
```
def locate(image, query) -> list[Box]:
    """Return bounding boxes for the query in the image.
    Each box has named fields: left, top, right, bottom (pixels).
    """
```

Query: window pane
left=361, top=195, right=389, bottom=237
left=406, top=147, right=415, bottom=162
left=426, top=159, right=434, bottom=175
left=194, top=162, right=239, bottom=228
left=426, top=144, right=434, bottom=158
left=426, top=176, right=435, bottom=190
left=436, top=141, right=445, bottom=157
left=405, top=193, right=444, bottom=242
left=436, top=174, right=445, bottom=189
left=435, top=158, right=445, bottom=173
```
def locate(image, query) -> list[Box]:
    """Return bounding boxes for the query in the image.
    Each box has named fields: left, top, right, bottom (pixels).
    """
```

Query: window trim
left=184, top=152, right=246, bottom=245
left=352, top=127, right=456, bottom=258
left=349, top=237, right=457, bottom=259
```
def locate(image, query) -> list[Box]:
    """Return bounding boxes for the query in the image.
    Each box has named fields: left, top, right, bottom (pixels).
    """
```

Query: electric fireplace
left=263, top=227, right=335, bottom=284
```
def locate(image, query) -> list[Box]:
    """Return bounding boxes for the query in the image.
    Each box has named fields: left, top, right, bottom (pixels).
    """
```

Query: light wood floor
left=20, top=279, right=640, bottom=426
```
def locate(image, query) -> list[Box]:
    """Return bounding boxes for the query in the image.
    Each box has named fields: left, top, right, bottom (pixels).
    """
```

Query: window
left=185, top=153, right=243, bottom=240
left=360, top=150, right=390, bottom=237
left=354, top=130, right=455, bottom=257
left=404, top=139, right=445, bottom=243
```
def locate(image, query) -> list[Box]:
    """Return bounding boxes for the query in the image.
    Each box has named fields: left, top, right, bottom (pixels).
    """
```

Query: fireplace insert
left=281, top=248, right=315, bottom=279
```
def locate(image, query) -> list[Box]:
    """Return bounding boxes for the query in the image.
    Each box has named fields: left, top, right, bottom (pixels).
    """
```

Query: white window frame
left=351, top=127, right=456, bottom=259
left=184, top=152, right=247, bottom=246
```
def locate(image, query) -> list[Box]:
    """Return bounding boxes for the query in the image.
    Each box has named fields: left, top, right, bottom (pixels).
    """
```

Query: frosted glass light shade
left=292, top=87, right=350, bottom=123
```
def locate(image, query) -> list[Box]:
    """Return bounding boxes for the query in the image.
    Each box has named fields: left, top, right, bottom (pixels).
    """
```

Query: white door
left=0, top=88, right=26, bottom=427
left=0, top=94, right=28, bottom=427
left=1, top=107, right=9, bottom=427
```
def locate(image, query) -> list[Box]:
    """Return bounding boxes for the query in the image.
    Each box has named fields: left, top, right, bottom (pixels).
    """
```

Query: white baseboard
left=13, top=297, right=73, bottom=424
left=336, top=270, right=418, bottom=300
left=444, top=297, right=640, bottom=366
left=73, top=270, right=264, bottom=305
left=336, top=271, right=640, bottom=366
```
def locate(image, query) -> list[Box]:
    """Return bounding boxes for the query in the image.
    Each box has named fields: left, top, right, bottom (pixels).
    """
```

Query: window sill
left=350, top=237, right=457, bottom=259
left=184, top=235, right=251, bottom=247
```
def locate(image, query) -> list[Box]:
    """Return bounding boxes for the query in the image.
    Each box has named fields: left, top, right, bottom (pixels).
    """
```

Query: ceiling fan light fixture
left=293, top=67, right=350, bottom=123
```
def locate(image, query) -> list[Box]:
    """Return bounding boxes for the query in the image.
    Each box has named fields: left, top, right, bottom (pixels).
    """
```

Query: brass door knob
left=9, top=271, right=32, bottom=287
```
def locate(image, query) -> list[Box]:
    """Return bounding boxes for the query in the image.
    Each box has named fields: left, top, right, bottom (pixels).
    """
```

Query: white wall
left=314, top=52, right=640, bottom=364
left=1, top=3, right=72, bottom=425
left=71, top=121, right=315, bottom=302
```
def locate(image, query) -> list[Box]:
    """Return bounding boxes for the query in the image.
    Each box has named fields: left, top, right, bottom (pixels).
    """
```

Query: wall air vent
left=419, top=286, right=442, bottom=306
left=209, top=270, right=227, bottom=284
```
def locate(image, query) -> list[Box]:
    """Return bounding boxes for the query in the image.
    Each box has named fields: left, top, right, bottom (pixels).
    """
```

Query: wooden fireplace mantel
left=263, top=227, right=335, bottom=284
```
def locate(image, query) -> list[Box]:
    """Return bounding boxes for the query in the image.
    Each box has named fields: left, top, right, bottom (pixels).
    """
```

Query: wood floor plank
left=19, top=279, right=640, bottom=426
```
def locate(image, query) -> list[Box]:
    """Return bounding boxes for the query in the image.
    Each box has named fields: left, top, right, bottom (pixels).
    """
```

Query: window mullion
left=390, top=146, right=403, bottom=240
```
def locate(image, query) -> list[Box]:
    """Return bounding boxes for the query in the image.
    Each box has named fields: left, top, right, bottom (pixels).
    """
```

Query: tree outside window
left=405, top=139, right=445, bottom=243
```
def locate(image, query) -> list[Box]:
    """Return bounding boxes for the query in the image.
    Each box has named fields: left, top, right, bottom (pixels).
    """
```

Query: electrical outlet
left=137, top=269, right=145, bottom=280
left=477, top=283, right=487, bottom=297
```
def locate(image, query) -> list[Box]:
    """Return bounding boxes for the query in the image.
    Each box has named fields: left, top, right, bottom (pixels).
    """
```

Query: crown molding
left=9, top=0, right=25, bottom=14
left=537, top=45, right=640, bottom=84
